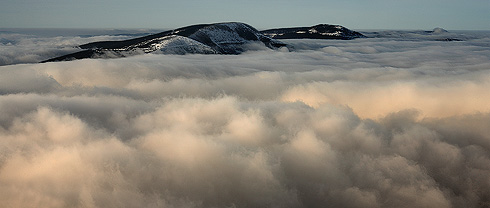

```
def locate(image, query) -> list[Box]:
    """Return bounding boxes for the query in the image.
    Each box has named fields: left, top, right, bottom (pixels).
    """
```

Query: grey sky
left=1, top=0, right=489, bottom=30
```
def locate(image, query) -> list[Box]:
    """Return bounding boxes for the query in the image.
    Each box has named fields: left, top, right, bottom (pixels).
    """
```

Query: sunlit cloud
left=1, top=30, right=490, bottom=207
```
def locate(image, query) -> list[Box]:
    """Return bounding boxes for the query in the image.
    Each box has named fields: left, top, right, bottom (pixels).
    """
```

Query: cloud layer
left=0, top=30, right=136, bottom=66
left=1, top=31, right=490, bottom=207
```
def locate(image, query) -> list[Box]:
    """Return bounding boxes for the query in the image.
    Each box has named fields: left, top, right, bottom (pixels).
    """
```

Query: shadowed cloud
left=0, top=30, right=490, bottom=207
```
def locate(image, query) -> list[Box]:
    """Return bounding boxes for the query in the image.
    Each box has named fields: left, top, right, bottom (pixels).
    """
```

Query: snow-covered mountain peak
left=261, top=24, right=365, bottom=40
left=41, top=22, right=364, bottom=63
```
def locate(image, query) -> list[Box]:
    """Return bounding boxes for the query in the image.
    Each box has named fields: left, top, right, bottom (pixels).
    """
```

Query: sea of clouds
left=1, top=29, right=490, bottom=207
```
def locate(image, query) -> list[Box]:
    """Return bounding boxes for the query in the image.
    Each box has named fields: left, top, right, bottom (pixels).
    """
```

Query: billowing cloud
left=0, top=31, right=133, bottom=66
left=0, top=30, right=490, bottom=207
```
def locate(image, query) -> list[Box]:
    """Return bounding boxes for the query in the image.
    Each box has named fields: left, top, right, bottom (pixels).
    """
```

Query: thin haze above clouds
left=1, top=30, right=490, bottom=207
left=1, top=0, right=489, bottom=30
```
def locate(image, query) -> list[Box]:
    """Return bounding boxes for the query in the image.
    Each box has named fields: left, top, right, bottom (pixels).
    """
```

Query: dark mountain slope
left=41, top=22, right=365, bottom=63
left=261, top=24, right=365, bottom=40
left=42, top=22, right=286, bottom=62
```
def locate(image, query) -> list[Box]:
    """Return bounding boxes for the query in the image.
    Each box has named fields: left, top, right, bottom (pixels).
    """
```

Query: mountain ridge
left=42, top=22, right=364, bottom=63
left=261, top=24, right=365, bottom=40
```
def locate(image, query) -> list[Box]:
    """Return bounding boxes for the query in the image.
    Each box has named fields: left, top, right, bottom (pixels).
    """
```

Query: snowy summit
left=42, top=22, right=365, bottom=62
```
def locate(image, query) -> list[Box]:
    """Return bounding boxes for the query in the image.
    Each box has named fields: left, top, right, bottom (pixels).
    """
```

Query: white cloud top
left=1, top=30, right=490, bottom=207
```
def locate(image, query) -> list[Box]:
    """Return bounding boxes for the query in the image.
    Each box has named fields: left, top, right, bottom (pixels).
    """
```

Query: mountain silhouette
left=42, top=22, right=365, bottom=62
left=261, top=24, right=365, bottom=40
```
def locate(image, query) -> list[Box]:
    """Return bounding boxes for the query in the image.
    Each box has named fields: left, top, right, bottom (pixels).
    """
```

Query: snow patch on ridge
left=152, top=35, right=217, bottom=54
left=189, top=23, right=257, bottom=45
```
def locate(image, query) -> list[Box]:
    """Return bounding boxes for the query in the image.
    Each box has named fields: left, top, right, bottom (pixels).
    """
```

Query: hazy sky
left=1, top=0, right=489, bottom=30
